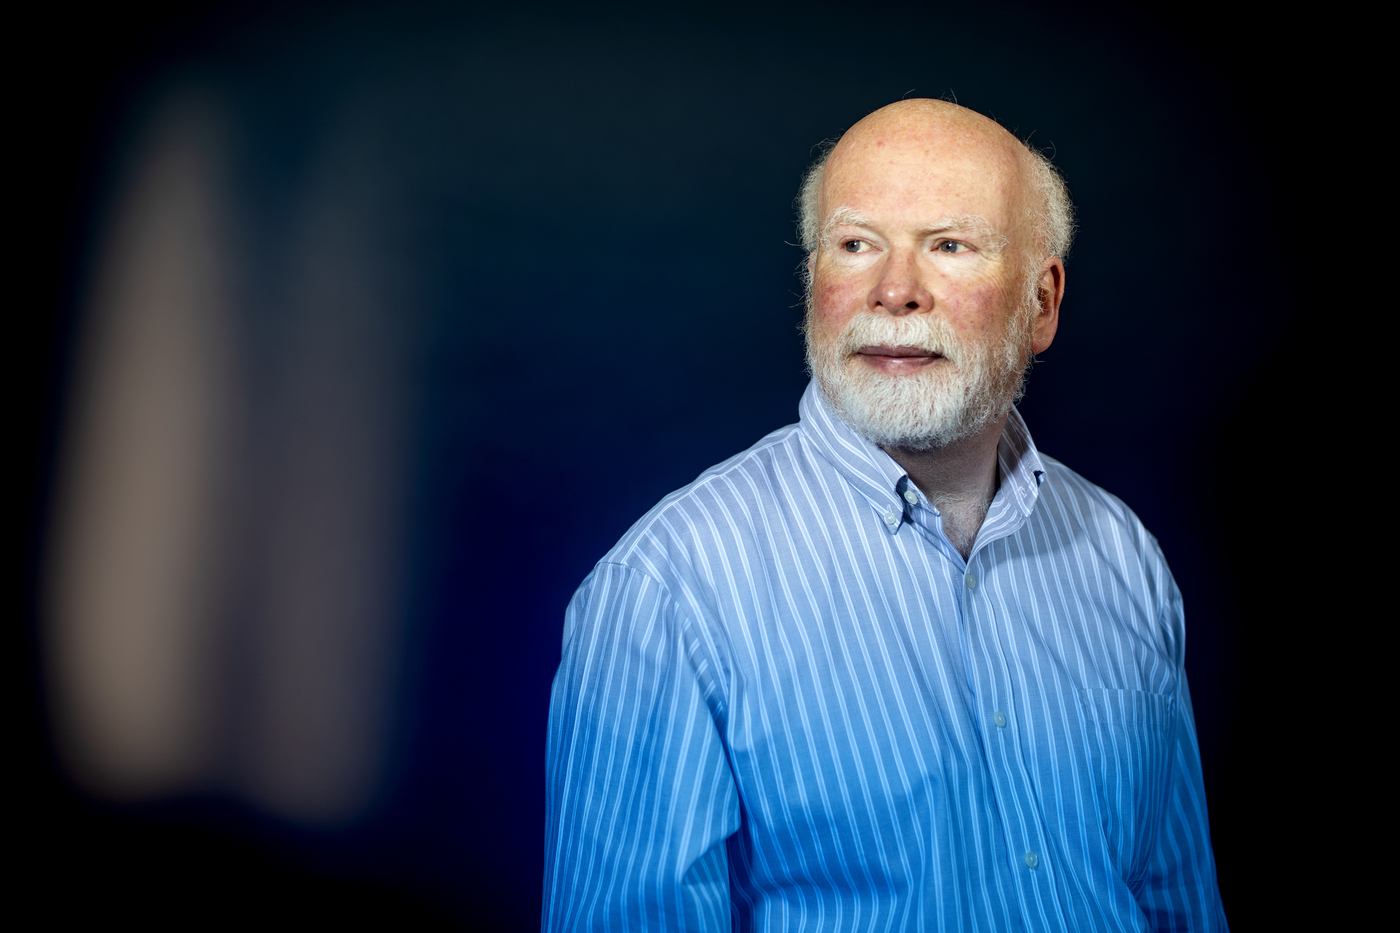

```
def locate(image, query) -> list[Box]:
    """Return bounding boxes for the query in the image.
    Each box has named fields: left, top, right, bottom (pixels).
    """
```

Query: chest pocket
left=1073, top=687, right=1176, bottom=883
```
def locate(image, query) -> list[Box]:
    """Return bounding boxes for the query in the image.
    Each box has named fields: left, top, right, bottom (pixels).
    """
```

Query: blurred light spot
left=45, top=91, right=410, bottom=825
left=46, top=96, right=234, bottom=797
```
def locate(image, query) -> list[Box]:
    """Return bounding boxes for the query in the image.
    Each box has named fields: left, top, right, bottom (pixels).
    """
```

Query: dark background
left=15, top=2, right=1325, bottom=929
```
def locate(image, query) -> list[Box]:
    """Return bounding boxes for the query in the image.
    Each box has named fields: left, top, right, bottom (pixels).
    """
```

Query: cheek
left=811, top=273, right=863, bottom=328
left=940, top=280, right=1016, bottom=337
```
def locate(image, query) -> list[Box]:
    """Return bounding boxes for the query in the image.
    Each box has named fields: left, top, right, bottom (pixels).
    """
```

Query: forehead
left=822, top=109, right=1027, bottom=229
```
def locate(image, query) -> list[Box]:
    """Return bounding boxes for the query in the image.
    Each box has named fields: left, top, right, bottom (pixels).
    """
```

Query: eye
left=937, top=240, right=968, bottom=254
left=842, top=239, right=869, bottom=253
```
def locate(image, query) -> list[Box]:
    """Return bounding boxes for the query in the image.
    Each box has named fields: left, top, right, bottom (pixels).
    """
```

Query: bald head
left=798, top=100, right=1073, bottom=264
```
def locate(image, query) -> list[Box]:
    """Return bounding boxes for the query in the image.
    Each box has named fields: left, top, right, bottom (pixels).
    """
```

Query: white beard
left=805, top=283, right=1036, bottom=451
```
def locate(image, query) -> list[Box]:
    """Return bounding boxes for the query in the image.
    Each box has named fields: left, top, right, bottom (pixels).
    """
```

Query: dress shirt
left=543, top=381, right=1226, bottom=932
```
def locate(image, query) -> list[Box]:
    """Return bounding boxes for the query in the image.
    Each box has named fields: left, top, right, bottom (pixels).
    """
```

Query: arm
left=543, top=562, right=739, bottom=932
left=1138, top=666, right=1230, bottom=932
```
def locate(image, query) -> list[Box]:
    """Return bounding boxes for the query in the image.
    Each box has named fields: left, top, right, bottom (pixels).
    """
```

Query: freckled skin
left=808, top=99, right=1067, bottom=558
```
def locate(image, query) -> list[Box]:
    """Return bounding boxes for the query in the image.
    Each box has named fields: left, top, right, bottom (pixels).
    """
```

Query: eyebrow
left=823, top=208, right=1009, bottom=252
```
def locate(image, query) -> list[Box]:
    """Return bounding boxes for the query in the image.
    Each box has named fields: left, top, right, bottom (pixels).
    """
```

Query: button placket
left=967, top=567, right=1053, bottom=904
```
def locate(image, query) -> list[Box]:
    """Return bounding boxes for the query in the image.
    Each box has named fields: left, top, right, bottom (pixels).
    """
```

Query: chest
left=709, top=522, right=1177, bottom=887
left=715, top=522, right=1173, bottom=724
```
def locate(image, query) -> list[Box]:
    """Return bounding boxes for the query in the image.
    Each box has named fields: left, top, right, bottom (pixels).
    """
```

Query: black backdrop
left=15, top=2, right=1325, bottom=929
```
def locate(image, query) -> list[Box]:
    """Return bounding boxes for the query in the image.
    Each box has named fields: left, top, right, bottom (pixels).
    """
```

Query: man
left=543, top=99, right=1226, bottom=931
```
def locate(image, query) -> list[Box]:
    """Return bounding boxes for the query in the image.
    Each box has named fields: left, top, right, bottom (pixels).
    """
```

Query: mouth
left=853, top=345, right=945, bottom=371
left=856, top=345, right=941, bottom=360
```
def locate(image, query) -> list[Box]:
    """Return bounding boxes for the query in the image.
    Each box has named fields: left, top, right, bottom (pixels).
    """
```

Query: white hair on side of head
left=795, top=135, right=1076, bottom=264
left=797, top=140, right=836, bottom=255
left=1021, top=144, right=1075, bottom=263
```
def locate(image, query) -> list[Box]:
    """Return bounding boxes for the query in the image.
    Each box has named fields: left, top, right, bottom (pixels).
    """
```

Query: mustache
left=835, top=313, right=965, bottom=361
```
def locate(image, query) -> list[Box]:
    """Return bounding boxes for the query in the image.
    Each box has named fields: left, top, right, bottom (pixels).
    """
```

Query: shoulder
left=1035, top=455, right=1140, bottom=527
left=561, top=426, right=811, bottom=692
left=1030, top=454, right=1181, bottom=627
left=597, top=422, right=809, bottom=577
left=1034, top=455, right=1155, bottom=542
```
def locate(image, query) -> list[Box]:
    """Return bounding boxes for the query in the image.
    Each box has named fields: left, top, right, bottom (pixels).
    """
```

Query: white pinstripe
left=544, top=382, right=1227, bottom=931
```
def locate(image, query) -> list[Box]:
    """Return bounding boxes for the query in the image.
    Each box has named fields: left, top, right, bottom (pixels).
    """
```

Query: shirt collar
left=796, top=380, right=1047, bottom=544
left=979, top=401, right=1046, bottom=552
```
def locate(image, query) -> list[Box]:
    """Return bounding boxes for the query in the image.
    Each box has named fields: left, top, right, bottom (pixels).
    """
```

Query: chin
left=817, top=363, right=992, bottom=450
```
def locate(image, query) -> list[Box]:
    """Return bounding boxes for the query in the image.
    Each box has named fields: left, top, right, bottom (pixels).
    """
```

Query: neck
left=883, top=413, right=1006, bottom=560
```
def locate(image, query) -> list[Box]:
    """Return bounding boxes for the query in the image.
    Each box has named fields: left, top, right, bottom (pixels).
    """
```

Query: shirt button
left=993, top=711, right=1006, bottom=728
left=964, top=572, right=977, bottom=590
left=883, top=511, right=898, bottom=526
left=903, top=489, right=918, bottom=505
left=1024, top=851, right=1039, bottom=869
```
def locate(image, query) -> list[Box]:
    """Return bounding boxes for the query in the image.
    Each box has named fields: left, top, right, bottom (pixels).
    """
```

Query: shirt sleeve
left=1138, top=636, right=1230, bottom=930
left=543, top=561, right=740, bottom=932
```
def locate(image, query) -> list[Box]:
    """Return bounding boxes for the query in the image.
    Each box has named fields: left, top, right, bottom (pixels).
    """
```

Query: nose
left=868, top=249, right=931, bottom=315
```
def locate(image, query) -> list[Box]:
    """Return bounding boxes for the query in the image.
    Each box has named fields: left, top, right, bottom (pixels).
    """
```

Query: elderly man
left=543, top=100, right=1226, bottom=931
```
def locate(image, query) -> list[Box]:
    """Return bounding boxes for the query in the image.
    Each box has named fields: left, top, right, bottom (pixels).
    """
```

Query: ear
left=1030, top=257, right=1065, bottom=355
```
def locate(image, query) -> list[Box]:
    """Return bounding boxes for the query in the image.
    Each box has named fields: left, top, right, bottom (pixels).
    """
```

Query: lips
left=856, top=345, right=943, bottom=360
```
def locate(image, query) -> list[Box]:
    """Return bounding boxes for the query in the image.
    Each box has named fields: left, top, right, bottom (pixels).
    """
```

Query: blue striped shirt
left=544, top=381, right=1226, bottom=931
